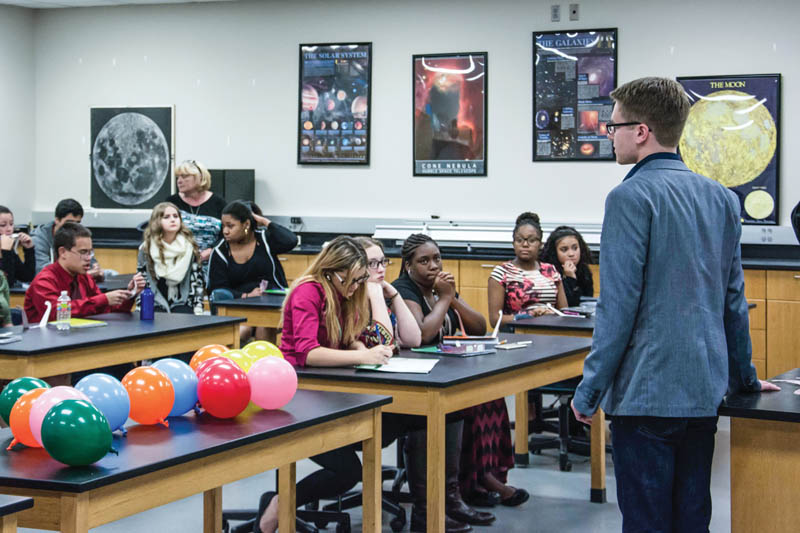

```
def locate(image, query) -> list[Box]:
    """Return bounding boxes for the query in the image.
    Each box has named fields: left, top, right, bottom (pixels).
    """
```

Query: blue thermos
left=140, top=284, right=155, bottom=321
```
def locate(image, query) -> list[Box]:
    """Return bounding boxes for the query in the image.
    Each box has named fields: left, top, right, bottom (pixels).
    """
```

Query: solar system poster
left=533, top=29, right=617, bottom=161
left=677, top=74, right=781, bottom=225
left=297, top=43, right=372, bottom=165
left=413, top=52, right=487, bottom=177
left=90, top=106, right=174, bottom=209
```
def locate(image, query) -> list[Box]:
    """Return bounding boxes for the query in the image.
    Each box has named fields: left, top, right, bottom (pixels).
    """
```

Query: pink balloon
left=29, top=386, right=90, bottom=446
left=248, top=357, right=298, bottom=410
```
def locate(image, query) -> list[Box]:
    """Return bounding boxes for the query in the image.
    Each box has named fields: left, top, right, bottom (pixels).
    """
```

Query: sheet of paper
left=355, top=357, right=439, bottom=374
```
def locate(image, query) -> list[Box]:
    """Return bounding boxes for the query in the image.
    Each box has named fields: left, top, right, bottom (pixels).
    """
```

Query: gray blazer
left=574, top=154, right=760, bottom=418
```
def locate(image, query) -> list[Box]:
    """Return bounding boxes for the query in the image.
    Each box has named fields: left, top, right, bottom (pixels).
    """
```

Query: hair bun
left=516, top=212, right=540, bottom=225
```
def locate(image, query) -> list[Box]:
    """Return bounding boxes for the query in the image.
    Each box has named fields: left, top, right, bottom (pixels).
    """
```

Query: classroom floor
left=18, top=400, right=733, bottom=533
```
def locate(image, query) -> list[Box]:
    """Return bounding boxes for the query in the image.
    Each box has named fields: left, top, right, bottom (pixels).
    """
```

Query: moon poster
left=413, top=52, right=487, bottom=177
left=677, top=74, right=781, bottom=225
left=533, top=29, right=617, bottom=161
left=297, top=42, right=372, bottom=165
left=90, top=106, right=173, bottom=209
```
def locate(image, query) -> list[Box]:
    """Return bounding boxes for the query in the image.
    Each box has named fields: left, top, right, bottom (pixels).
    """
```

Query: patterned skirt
left=459, top=398, right=514, bottom=494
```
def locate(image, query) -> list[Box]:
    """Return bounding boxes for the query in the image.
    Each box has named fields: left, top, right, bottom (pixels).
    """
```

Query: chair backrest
left=792, top=200, right=800, bottom=245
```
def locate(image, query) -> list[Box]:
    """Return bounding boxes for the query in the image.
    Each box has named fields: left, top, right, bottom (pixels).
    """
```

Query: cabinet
left=278, top=255, right=309, bottom=285
left=93, top=248, right=138, bottom=274
left=458, top=259, right=504, bottom=329
left=765, top=270, right=800, bottom=377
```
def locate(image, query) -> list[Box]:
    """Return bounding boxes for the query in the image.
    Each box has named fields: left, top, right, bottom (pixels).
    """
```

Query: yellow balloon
left=221, top=349, right=254, bottom=373
left=242, top=341, right=284, bottom=361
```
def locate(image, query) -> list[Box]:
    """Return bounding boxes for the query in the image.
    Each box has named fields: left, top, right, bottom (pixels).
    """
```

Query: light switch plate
left=551, top=4, right=561, bottom=22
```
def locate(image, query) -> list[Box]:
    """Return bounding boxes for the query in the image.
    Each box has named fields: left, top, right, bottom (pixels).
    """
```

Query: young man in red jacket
left=24, top=222, right=145, bottom=323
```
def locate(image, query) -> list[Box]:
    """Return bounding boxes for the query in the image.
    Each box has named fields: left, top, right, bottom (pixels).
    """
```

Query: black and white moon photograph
left=90, top=106, right=173, bottom=209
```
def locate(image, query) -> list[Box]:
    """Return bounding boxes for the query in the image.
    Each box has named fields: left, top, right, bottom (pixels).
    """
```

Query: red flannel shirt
left=23, top=262, right=133, bottom=323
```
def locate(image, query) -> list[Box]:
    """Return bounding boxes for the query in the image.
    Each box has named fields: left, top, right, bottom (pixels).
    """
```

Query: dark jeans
left=610, top=415, right=718, bottom=533
left=294, top=413, right=425, bottom=508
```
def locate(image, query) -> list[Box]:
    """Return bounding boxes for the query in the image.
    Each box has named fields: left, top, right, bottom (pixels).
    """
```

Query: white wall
left=1, top=5, right=35, bottom=224
left=28, top=0, right=800, bottom=226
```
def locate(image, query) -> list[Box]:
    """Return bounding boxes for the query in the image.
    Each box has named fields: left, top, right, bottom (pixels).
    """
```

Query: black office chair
left=527, top=377, right=591, bottom=472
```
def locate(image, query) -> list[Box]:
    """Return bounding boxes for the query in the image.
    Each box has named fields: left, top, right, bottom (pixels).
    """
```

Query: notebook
left=355, top=357, right=439, bottom=373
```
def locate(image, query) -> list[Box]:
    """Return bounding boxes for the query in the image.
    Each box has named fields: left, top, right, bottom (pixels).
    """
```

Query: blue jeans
left=610, top=416, right=718, bottom=533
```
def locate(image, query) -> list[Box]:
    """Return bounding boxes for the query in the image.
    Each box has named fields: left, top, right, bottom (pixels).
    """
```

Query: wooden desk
left=511, top=315, right=595, bottom=338
left=0, top=495, right=33, bottom=532
left=0, top=390, right=388, bottom=533
left=297, top=333, right=605, bottom=532
left=214, top=294, right=285, bottom=343
left=7, top=274, right=134, bottom=313
left=0, top=313, right=243, bottom=379
left=719, top=368, right=800, bottom=533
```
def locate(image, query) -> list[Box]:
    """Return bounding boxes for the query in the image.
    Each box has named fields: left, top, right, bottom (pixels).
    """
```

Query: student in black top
left=207, top=201, right=297, bottom=343
left=165, top=160, right=226, bottom=264
left=392, top=233, right=493, bottom=532
left=540, top=226, right=594, bottom=306
left=0, top=205, right=35, bottom=287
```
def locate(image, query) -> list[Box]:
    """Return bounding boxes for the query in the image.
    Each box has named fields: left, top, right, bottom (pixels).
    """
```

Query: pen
left=498, top=339, right=508, bottom=345
left=375, top=323, right=381, bottom=344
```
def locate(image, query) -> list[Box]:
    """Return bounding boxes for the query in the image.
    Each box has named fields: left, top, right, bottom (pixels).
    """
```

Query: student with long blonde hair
left=254, top=236, right=422, bottom=533
left=137, top=202, right=204, bottom=314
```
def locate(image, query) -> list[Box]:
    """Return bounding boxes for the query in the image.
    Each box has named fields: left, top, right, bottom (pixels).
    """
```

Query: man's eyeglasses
left=334, top=271, right=370, bottom=287
left=606, top=121, right=650, bottom=134
left=367, top=258, right=390, bottom=270
left=68, top=248, right=94, bottom=259
left=514, top=237, right=541, bottom=246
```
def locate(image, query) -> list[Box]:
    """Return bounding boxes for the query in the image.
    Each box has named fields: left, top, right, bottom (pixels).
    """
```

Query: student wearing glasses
left=166, top=160, right=226, bottom=264
left=24, top=222, right=145, bottom=323
left=255, top=236, right=422, bottom=533
left=488, top=212, right=567, bottom=329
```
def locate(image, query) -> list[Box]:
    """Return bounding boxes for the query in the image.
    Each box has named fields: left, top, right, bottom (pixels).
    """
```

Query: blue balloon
left=75, top=373, right=130, bottom=432
left=152, top=358, right=198, bottom=416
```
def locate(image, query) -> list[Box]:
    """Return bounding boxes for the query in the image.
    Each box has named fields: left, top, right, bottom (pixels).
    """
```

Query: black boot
left=404, top=429, right=472, bottom=533
left=445, top=420, right=496, bottom=526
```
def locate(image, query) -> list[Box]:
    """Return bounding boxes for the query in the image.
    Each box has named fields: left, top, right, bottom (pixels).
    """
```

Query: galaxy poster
left=677, top=74, right=781, bottom=225
left=533, top=29, right=617, bottom=161
left=297, top=43, right=372, bottom=165
left=413, top=52, right=487, bottom=177
left=90, top=106, right=174, bottom=209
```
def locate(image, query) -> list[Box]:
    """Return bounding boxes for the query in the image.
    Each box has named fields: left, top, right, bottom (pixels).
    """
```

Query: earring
left=244, top=227, right=248, bottom=235
left=325, top=274, right=331, bottom=281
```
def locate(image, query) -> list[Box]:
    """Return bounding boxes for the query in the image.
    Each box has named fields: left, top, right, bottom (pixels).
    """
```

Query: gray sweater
left=136, top=244, right=205, bottom=313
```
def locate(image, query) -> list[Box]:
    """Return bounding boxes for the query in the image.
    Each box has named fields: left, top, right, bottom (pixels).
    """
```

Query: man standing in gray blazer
left=571, top=77, right=779, bottom=532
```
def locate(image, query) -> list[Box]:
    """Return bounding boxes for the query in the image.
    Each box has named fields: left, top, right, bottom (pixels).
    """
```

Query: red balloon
left=195, top=356, right=231, bottom=377
left=197, top=360, right=251, bottom=419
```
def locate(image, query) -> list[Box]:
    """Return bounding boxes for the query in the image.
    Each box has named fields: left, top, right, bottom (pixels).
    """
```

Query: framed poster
left=677, top=74, right=781, bottom=225
left=533, top=29, right=617, bottom=161
left=90, top=106, right=174, bottom=209
left=297, top=42, right=372, bottom=165
left=413, top=52, right=487, bottom=176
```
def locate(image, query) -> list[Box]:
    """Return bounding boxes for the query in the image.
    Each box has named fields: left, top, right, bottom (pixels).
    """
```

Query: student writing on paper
left=392, top=233, right=496, bottom=531
left=32, top=198, right=104, bottom=280
left=137, top=202, right=205, bottom=315
left=541, top=225, right=594, bottom=306
left=355, top=236, right=421, bottom=349
left=488, top=212, right=567, bottom=328
left=254, top=237, right=425, bottom=533
left=207, top=201, right=297, bottom=343
left=24, top=222, right=146, bottom=323
left=0, top=205, right=35, bottom=287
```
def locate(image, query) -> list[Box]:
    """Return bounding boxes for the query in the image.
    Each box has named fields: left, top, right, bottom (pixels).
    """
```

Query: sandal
left=253, top=491, right=277, bottom=533
left=500, top=488, right=530, bottom=507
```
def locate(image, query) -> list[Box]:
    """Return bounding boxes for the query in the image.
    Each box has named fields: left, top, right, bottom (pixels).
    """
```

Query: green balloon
left=0, top=377, right=49, bottom=425
left=41, top=399, right=112, bottom=466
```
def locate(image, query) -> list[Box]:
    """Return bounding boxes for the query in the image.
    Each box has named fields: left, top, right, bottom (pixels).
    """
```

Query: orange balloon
left=190, top=344, right=229, bottom=371
left=8, top=388, right=47, bottom=449
left=122, top=367, right=174, bottom=426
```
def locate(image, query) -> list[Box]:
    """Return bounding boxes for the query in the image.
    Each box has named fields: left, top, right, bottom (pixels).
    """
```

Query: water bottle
left=56, top=290, right=71, bottom=331
left=140, top=283, right=155, bottom=321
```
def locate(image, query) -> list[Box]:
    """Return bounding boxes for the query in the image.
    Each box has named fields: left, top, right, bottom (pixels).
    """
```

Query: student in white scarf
left=137, top=202, right=204, bottom=315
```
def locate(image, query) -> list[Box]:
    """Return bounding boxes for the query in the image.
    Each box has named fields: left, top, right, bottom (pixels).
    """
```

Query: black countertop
left=0, top=495, right=33, bottom=516
left=0, top=313, right=243, bottom=355
left=719, top=369, right=800, bottom=423
left=214, top=293, right=285, bottom=309
left=9, top=273, right=133, bottom=295
left=0, top=390, right=390, bottom=492
left=511, top=315, right=596, bottom=331
left=297, top=333, right=592, bottom=387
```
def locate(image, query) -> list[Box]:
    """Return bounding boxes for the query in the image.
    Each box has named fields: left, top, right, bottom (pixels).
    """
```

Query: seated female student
left=541, top=225, right=594, bottom=307
left=254, top=236, right=423, bottom=533
left=0, top=206, right=35, bottom=287
left=488, top=212, right=567, bottom=328
left=0, top=272, right=10, bottom=327
left=207, top=201, right=297, bottom=343
left=137, top=202, right=204, bottom=315
left=392, top=233, right=495, bottom=532
left=354, top=236, right=421, bottom=349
